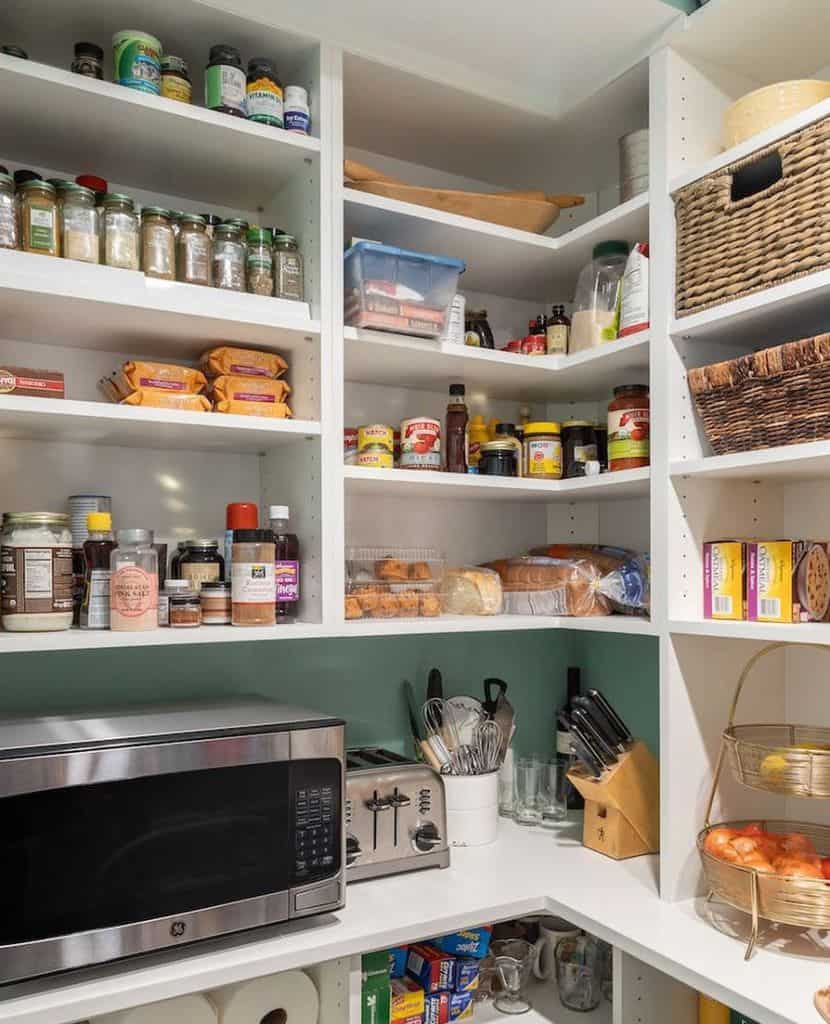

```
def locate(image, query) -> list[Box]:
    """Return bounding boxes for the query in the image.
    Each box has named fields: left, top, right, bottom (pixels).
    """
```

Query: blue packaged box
left=406, top=943, right=455, bottom=993
left=452, top=958, right=480, bottom=993
left=433, top=928, right=492, bottom=960
left=388, top=947, right=408, bottom=979
left=424, top=991, right=474, bottom=1024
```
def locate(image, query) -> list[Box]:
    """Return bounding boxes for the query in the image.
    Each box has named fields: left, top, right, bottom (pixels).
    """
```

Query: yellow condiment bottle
left=699, top=994, right=730, bottom=1024
left=487, top=416, right=501, bottom=441
left=468, top=415, right=490, bottom=473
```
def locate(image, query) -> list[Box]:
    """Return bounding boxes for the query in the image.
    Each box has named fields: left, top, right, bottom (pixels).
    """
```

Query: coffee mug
left=532, top=916, right=581, bottom=981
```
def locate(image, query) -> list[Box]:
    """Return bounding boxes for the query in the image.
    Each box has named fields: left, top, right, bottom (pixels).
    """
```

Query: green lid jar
left=247, top=227, right=273, bottom=296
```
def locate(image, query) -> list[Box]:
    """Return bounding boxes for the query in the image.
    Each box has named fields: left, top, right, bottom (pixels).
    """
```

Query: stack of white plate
left=619, top=129, right=649, bottom=202
left=68, top=493, right=111, bottom=548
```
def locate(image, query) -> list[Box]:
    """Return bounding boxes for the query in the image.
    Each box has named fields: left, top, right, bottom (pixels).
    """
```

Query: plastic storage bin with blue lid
left=344, top=240, right=465, bottom=339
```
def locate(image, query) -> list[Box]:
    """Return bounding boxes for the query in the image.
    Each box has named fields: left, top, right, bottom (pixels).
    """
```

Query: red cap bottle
left=225, top=502, right=258, bottom=566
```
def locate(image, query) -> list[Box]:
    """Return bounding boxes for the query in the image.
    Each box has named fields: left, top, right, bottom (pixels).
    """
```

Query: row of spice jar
left=0, top=169, right=304, bottom=299
left=0, top=502, right=301, bottom=634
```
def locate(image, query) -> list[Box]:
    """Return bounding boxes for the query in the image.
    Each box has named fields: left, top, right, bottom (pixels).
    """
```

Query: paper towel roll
left=209, top=970, right=319, bottom=1024
left=95, top=992, right=217, bottom=1024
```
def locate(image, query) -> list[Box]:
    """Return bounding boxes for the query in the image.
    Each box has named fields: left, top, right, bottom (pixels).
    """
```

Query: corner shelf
left=670, top=441, right=830, bottom=483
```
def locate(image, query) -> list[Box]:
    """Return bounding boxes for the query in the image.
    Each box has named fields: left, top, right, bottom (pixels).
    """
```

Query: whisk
left=474, top=719, right=503, bottom=773
left=422, top=698, right=451, bottom=768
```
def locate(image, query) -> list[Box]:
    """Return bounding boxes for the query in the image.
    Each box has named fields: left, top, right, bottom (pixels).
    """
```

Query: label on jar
left=608, top=407, right=650, bottom=463
left=284, top=108, right=310, bottom=133
left=162, top=74, right=192, bottom=103
left=110, top=565, right=158, bottom=630
left=84, top=569, right=112, bottom=628
left=400, top=417, right=441, bottom=470
left=29, top=207, right=55, bottom=251
left=1, top=545, right=73, bottom=616
left=357, top=448, right=393, bottom=469
left=276, top=560, right=299, bottom=602
left=546, top=325, right=568, bottom=354
left=358, top=424, right=393, bottom=453
left=181, top=562, right=221, bottom=588
left=276, top=253, right=303, bottom=300
left=143, top=223, right=174, bottom=277
left=573, top=443, right=598, bottom=464
left=247, top=77, right=284, bottom=125
left=232, top=561, right=275, bottom=604
left=526, top=438, right=562, bottom=477
left=205, top=64, right=246, bottom=113
left=0, top=198, right=17, bottom=248
left=183, top=234, right=210, bottom=283
left=64, top=228, right=98, bottom=263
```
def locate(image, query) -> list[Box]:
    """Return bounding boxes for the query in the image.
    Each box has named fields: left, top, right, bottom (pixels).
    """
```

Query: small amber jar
left=20, top=180, right=58, bottom=256
left=607, top=385, right=650, bottom=471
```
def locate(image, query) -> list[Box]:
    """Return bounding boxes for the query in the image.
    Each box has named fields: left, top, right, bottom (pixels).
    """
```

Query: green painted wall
left=0, top=631, right=659, bottom=756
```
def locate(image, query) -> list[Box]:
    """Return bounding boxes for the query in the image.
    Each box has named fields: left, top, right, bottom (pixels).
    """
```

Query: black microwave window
left=0, top=757, right=341, bottom=945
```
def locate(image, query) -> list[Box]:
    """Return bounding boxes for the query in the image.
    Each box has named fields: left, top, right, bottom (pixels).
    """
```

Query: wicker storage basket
left=673, top=113, right=830, bottom=318
left=687, top=333, right=830, bottom=455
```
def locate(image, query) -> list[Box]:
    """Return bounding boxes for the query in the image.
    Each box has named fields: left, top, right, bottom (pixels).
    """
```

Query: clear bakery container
left=344, top=241, right=465, bottom=339
left=344, top=546, right=445, bottom=620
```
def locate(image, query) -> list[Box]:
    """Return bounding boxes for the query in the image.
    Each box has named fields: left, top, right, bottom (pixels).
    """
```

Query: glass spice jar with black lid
left=71, top=42, right=104, bottom=79
left=178, top=539, right=224, bottom=590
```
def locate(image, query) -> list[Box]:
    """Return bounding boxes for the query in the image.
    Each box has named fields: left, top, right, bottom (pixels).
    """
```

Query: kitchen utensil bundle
left=559, top=689, right=633, bottom=779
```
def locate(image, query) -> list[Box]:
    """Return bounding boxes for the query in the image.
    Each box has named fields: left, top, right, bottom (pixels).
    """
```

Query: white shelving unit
left=5, top=0, right=830, bottom=1020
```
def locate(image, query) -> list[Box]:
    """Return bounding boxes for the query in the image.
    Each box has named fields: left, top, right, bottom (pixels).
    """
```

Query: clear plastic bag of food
left=441, top=566, right=503, bottom=616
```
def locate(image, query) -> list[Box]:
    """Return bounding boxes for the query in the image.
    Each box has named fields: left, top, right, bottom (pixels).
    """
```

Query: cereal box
left=406, top=944, right=455, bottom=993
left=747, top=541, right=830, bottom=623
left=703, top=541, right=746, bottom=620
left=391, top=978, right=425, bottom=1021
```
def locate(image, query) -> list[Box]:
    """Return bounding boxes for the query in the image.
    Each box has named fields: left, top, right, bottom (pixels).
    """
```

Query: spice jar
left=212, top=222, right=246, bottom=290
left=159, top=578, right=191, bottom=627
left=274, top=233, right=304, bottom=300
left=1, top=513, right=73, bottom=632
left=72, top=41, right=104, bottom=79
left=205, top=44, right=247, bottom=117
left=60, top=183, right=99, bottom=263
left=247, top=227, right=274, bottom=296
left=19, top=180, right=57, bottom=256
left=523, top=422, right=562, bottom=480
left=231, top=528, right=276, bottom=626
left=0, top=173, right=18, bottom=250
left=161, top=55, right=192, bottom=103
left=478, top=440, right=518, bottom=477
left=101, top=193, right=139, bottom=270
left=110, top=528, right=158, bottom=631
left=608, top=385, right=650, bottom=471
left=141, top=206, right=175, bottom=280
left=246, top=57, right=283, bottom=128
left=284, top=85, right=311, bottom=134
left=177, top=214, right=211, bottom=286
left=178, top=538, right=224, bottom=589
left=562, top=420, right=598, bottom=478
left=200, top=579, right=232, bottom=624
left=200, top=213, right=221, bottom=240
left=170, top=590, right=202, bottom=628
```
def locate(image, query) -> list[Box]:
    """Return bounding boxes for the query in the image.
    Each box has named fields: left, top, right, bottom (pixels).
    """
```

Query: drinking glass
left=540, top=756, right=568, bottom=827
left=513, top=757, right=542, bottom=826
left=555, top=934, right=602, bottom=1012
left=491, top=938, right=534, bottom=1015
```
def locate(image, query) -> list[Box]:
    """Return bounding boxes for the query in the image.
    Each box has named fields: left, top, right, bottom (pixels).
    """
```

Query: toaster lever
left=365, top=791, right=391, bottom=850
left=388, top=789, right=410, bottom=846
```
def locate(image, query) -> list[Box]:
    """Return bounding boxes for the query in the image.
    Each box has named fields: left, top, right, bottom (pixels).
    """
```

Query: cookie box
left=424, top=991, right=474, bottom=1024
left=406, top=943, right=455, bottom=993
left=433, top=926, right=492, bottom=959
left=703, top=541, right=746, bottom=621
left=747, top=540, right=830, bottom=623
left=391, top=978, right=425, bottom=1020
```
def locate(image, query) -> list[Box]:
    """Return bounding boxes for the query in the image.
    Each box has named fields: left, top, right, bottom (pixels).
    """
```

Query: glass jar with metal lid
left=200, top=579, right=232, bottom=624
left=141, top=207, right=175, bottom=280
left=178, top=539, right=224, bottom=589
left=60, top=183, right=99, bottom=263
left=522, top=422, right=562, bottom=480
left=247, top=227, right=273, bottom=296
left=274, top=232, right=304, bottom=300
left=562, top=420, right=598, bottom=478
left=1, top=512, right=74, bottom=631
left=478, top=440, right=519, bottom=477
left=177, top=213, right=211, bottom=285
left=101, top=193, right=139, bottom=269
left=212, top=222, right=246, bottom=291
left=19, top=179, right=58, bottom=256
left=0, top=173, right=17, bottom=249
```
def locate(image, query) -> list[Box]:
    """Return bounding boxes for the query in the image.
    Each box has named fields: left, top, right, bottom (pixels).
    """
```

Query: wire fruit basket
left=699, top=643, right=830, bottom=958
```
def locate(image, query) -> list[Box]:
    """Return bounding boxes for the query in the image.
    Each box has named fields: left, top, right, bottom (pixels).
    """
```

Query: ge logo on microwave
left=170, top=920, right=187, bottom=937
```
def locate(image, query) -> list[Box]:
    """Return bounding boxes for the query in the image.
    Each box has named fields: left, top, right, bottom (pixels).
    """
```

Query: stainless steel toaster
left=345, top=747, right=450, bottom=881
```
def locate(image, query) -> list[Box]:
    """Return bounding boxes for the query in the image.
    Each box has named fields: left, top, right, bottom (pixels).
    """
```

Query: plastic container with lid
left=169, top=589, right=202, bottom=628
left=284, top=84, right=310, bottom=133
left=112, top=30, right=162, bottom=95
left=0, top=173, right=17, bottom=249
left=200, top=580, right=232, bottom=624
left=246, top=58, right=283, bottom=127
left=232, top=529, right=276, bottom=626
left=205, top=44, right=246, bottom=117
left=523, top=422, right=562, bottom=480
left=608, top=385, right=650, bottom=471
left=224, top=502, right=258, bottom=568
left=1, top=512, right=74, bottom=632
left=562, top=420, right=598, bottom=478
left=570, top=240, right=629, bottom=353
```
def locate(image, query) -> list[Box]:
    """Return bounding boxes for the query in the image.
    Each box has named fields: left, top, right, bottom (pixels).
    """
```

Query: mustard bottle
left=468, top=415, right=490, bottom=474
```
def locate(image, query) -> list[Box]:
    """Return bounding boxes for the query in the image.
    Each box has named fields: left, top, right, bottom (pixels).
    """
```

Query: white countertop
left=0, top=820, right=824, bottom=1024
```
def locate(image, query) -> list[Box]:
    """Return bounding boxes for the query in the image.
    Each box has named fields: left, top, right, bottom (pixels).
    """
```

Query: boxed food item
left=703, top=541, right=746, bottom=621
left=117, top=360, right=207, bottom=394
left=424, top=991, right=474, bottom=1024
left=200, top=345, right=288, bottom=380
left=344, top=241, right=465, bottom=339
left=362, top=951, right=392, bottom=1024
left=406, top=944, right=455, bottom=994
left=210, top=375, right=292, bottom=418
left=433, top=926, right=492, bottom=960
left=0, top=366, right=65, bottom=399
left=345, top=547, right=445, bottom=621
left=388, top=947, right=409, bottom=979
left=391, top=978, right=425, bottom=1020
left=747, top=540, right=830, bottom=623
left=450, top=960, right=480, bottom=993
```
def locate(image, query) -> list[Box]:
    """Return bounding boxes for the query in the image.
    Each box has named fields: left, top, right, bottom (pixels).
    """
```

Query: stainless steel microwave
left=0, top=701, right=345, bottom=984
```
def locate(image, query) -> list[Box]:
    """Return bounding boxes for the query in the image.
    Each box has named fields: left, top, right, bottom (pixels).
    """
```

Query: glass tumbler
left=540, top=756, right=568, bottom=827
left=491, top=939, right=534, bottom=1015
left=514, top=757, right=542, bottom=826
left=555, top=934, right=602, bottom=1012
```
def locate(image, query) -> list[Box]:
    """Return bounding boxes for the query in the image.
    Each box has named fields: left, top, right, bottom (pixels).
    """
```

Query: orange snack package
left=210, top=375, right=292, bottom=417
left=200, top=346, right=288, bottom=380
left=121, top=390, right=213, bottom=412
left=118, top=360, right=207, bottom=395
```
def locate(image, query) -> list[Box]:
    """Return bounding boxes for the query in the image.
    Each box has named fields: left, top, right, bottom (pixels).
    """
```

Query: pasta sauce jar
left=608, top=385, right=650, bottom=471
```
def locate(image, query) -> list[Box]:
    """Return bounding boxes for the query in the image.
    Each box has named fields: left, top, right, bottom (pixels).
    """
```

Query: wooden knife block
left=567, top=740, right=659, bottom=860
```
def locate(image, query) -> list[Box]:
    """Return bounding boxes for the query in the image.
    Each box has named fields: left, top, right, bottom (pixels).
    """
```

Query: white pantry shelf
left=670, top=267, right=830, bottom=348
left=344, top=327, right=650, bottom=401
left=344, top=189, right=649, bottom=300
left=669, top=619, right=830, bottom=645
left=341, top=614, right=656, bottom=638
left=0, top=396, right=320, bottom=454
left=0, top=250, right=319, bottom=359
left=0, top=55, right=320, bottom=208
left=343, top=465, right=650, bottom=502
left=671, top=441, right=830, bottom=483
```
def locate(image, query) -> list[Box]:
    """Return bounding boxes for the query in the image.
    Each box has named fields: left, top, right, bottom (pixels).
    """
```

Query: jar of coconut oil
left=1, top=513, right=74, bottom=631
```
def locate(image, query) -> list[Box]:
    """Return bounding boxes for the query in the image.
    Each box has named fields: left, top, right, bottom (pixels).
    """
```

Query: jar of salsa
left=607, top=385, right=649, bottom=471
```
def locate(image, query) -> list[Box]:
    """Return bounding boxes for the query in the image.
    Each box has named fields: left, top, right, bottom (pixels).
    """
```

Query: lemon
left=760, top=753, right=788, bottom=778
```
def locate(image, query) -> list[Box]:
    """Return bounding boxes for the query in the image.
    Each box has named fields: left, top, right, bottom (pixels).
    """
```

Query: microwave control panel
left=294, top=783, right=337, bottom=880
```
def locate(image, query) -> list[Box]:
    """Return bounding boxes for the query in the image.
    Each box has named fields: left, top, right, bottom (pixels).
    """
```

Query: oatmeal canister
left=357, top=424, right=394, bottom=468
left=400, top=417, right=441, bottom=470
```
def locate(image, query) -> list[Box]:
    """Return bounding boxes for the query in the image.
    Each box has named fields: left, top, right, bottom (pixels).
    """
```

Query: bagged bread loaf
left=200, top=345, right=288, bottom=380
left=117, top=360, right=207, bottom=395
left=210, top=375, right=293, bottom=417
left=441, top=566, right=503, bottom=615
left=121, top=390, right=213, bottom=412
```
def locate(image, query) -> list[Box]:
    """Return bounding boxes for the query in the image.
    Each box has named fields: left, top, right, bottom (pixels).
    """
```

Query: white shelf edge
left=669, top=619, right=830, bottom=644
left=670, top=440, right=830, bottom=480
left=555, top=192, right=649, bottom=251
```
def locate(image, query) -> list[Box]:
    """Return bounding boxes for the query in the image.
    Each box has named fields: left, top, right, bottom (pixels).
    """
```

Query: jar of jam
left=478, top=440, right=518, bottom=477
left=607, top=385, right=649, bottom=471
left=562, top=420, right=598, bottom=478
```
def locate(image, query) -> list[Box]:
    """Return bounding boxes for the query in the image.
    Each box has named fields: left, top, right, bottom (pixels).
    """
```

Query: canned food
left=344, top=427, right=358, bottom=465
left=358, top=424, right=393, bottom=455
left=400, top=417, right=441, bottom=470
left=357, top=445, right=393, bottom=469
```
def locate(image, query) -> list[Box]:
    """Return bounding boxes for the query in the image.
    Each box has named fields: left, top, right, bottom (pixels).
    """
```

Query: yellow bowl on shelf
left=723, top=80, right=830, bottom=148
